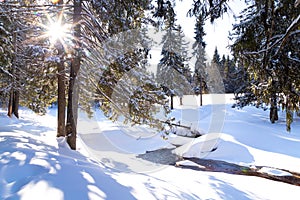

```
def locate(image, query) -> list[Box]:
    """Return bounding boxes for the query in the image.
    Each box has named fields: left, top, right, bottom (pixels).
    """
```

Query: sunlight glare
left=47, top=21, right=67, bottom=44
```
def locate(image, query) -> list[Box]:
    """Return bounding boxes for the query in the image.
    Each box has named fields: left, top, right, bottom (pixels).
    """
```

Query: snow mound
left=175, top=160, right=205, bottom=168
left=173, top=133, right=220, bottom=158
left=174, top=126, right=204, bottom=137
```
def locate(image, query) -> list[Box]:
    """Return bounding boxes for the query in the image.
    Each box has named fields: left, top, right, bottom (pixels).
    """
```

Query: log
left=176, top=157, right=300, bottom=186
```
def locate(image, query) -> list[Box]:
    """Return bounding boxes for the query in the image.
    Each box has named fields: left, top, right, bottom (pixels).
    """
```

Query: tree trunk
left=7, top=90, right=19, bottom=118
left=180, top=97, right=183, bottom=105
left=56, top=0, right=66, bottom=137
left=66, top=0, right=82, bottom=150
left=12, top=90, right=19, bottom=118
left=199, top=75, right=203, bottom=106
left=66, top=58, right=79, bottom=150
left=170, top=94, right=174, bottom=110
left=269, top=106, right=278, bottom=123
left=57, top=60, right=66, bottom=137
left=269, top=93, right=278, bottom=123
left=7, top=25, right=19, bottom=119
left=7, top=89, right=13, bottom=118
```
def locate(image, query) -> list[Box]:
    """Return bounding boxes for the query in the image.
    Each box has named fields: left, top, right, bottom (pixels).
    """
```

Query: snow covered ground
left=1, top=94, right=300, bottom=199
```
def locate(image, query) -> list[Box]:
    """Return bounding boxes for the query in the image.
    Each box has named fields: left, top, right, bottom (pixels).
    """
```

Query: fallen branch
left=160, top=120, right=203, bottom=137
left=176, top=157, right=300, bottom=186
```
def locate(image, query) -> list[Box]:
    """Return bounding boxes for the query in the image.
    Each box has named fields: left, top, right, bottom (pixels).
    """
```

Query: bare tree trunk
left=180, top=97, right=183, bottom=105
left=56, top=0, right=66, bottom=137
left=170, top=94, right=174, bottom=110
left=7, top=90, right=13, bottom=118
left=13, top=90, right=19, bottom=118
left=199, top=75, right=203, bottom=106
left=66, top=0, right=82, bottom=150
left=7, top=90, right=19, bottom=118
left=57, top=60, right=66, bottom=137
left=8, top=24, right=19, bottom=118
left=270, top=93, right=278, bottom=123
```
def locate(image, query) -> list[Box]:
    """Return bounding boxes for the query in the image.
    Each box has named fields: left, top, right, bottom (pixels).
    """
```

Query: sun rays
left=32, top=5, right=74, bottom=55
left=42, top=9, right=73, bottom=52
left=46, top=19, right=68, bottom=44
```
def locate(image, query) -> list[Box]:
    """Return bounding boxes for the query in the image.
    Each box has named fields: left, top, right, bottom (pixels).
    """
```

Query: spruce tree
left=0, top=4, right=14, bottom=111
left=193, top=16, right=207, bottom=105
left=77, top=0, right=170, bottom=130
left=232, top=0, right=300, bottom=131
left=212, top=47, right=221, bottom=65
left=223, top=56, right=239, bottom=93
left=156, top=2, right=191, bottom=110
left=0, top=1, right=62, bottom=117
left=212, top=47, right=223, bottom=77
left=0, top=2, right=22, bottom=118
left=188, top=0, right=230, bottom=23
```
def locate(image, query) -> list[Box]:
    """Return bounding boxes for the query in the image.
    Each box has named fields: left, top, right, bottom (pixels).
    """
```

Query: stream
left=138, top=149, right=300, bottom=186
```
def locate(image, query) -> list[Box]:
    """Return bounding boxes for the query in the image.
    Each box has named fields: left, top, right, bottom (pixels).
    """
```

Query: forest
left=1, top=1, right=300, bottom=199
left=0, top=0, right=299, bottom=150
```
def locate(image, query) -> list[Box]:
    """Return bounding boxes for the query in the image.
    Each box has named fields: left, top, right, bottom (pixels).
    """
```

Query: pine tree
left=193, top=16, right=207, bottom=106
left=212, top=47, right=223, bottom=76
left=0, top=2, right=21, bottom=118
left=188, top=0, right=230, bottom=23
left=0, top=1, right=39, bottom=118
left=187, top=0, right=231, bottom=96
left=156, top=3, right=191, bottom=110
left=220, top=54, right=226, bottom=79
left=223, top=56, right=239, bottom=93
left=231, top=0, right=300, bottom=131
left=0, top=1, right=61, bottom=117
left=212, top=47, right=221, bottom=65
left=66, top=0, right=82, bottom=150
left=77, top=0, right=170, bottom=130
left=233, top=60, right=249, bottom=97
left=0, top=4, right=13, bottom=110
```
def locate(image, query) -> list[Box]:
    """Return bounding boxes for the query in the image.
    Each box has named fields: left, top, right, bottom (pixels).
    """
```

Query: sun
left=47, top=21, right=68, bottom=44
left=40, top=8, right=72, bottom=47
left=33, top=7, right=74, bottom=52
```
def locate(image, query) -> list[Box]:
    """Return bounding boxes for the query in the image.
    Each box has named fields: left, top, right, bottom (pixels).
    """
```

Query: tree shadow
left=141, top=173, right=199, bottom=200
left=0, top=135, right=136, bottom=200
left=223, top=120, right=300, bottom=158
left=0, top=111, right=54, bottom=136
left=205, top=175, right=257, bottom=200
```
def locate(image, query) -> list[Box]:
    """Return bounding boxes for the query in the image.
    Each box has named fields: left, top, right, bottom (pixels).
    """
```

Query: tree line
left=0, top=0, right=299, bottom=150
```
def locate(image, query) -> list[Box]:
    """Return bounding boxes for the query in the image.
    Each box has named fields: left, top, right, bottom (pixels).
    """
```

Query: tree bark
left=12, top=90, right=19, bottom=118
left=57, top=59, right=66, bottom=137
left=199, top=75, right=203, bottom=106
left=66, top=59, right=79, bottom=150
left=7, top=23, right=19, bottom=119
left=7, top=90, right=19, bottom=118
left=7, top=90, right=13, bottom=118
left=66, top=0, right=82, bottom=150
left=270, top=93, right=278, bottom=123
left=56, top=0, right=66, bottom=137
left=170, top=94, right=174, bottom=110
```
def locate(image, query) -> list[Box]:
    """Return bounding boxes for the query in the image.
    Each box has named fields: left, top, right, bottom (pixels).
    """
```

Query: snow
left=1, top=94, right=300, bottom=199
left=173, top=133, right=220, bottom=158
left=258, top=167, right=292, bottom=177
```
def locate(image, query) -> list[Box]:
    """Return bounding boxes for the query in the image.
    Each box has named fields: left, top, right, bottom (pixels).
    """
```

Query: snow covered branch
left=245, top=14, right=300, bottom=56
